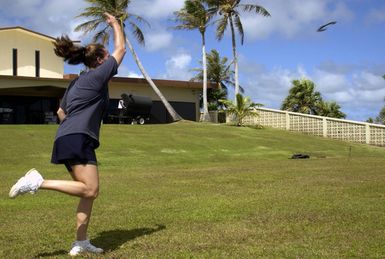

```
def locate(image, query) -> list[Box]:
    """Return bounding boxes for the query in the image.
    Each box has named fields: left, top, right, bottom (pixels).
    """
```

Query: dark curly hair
left=53, top=35, right=106, bottom=68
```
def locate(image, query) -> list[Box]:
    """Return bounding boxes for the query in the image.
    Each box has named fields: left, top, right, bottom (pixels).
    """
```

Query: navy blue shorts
left=51, top=134, right=98, bottom=172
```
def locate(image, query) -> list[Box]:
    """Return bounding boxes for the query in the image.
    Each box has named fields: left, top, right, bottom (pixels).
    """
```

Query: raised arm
left=105, top=12, right=126, bottom=65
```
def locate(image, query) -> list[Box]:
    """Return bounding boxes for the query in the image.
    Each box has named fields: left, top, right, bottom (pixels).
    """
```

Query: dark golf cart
left=109, top=93, right=152, bottom=124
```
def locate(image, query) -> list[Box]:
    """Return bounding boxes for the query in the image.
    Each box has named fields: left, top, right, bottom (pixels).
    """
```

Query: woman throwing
left=9, top=12, right=125, bottom=256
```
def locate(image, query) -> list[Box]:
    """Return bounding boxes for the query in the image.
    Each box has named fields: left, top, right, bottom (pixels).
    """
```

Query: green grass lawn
left=1, top=121, right=385, bottom=258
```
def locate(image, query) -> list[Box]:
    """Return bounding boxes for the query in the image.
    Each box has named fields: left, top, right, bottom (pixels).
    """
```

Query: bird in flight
left=317, top=21, right=337, bottom=32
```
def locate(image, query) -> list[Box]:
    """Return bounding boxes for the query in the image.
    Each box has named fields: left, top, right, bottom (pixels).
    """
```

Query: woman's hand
left=104, top=12, right=118, bottom=26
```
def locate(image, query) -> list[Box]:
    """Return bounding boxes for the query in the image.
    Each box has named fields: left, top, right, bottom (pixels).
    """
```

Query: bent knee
left=84, top=187, right=99, bottom=199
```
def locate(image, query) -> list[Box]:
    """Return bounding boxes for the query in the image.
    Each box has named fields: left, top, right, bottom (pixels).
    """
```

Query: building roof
left=64, top=74, right=214, bottom=89
left=0, top=74, right=214, bottom=90
left=0, top=26, right=80, bottom=43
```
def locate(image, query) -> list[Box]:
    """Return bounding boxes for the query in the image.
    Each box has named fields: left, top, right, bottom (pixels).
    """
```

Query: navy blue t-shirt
left=56, top=56, right=118, bottom=146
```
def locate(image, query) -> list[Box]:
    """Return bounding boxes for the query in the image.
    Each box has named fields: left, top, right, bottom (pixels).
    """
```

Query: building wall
left=109, top=82, right=201, bottom=121
left=0, top=28, right=63, bottom=78
left=0, top=76, right=203, bottom=123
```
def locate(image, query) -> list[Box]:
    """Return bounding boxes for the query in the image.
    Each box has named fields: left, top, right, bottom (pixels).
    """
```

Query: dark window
left=0, top=96, right=57, bottom=124
left=35, top=50, right=40, bottom=77
left=12, top=49, right=17, bottom=76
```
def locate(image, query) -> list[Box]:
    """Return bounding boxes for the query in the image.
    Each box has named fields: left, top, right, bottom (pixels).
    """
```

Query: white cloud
left=313, top=70, right=349, bottom=93
left=317, top=60, right=355, bottom=74
left=240, top=0, right=354, bottom=40
left=240, top=58, right=385, bottom=121
left=145, top=31, right=173, bottom=51
left=1, top=0, right=87, bottom=38
left=162, top=52, right=192, bottom=80
left=326, top=91, right=353, bottom=103
left=244, top=65, right=307, bottom=107
left=116, top=65, right=143, bottom=78
left=127, top=71, right=143, bottom=78
left=353, top=71, right=385, bottom=91
left=167, top=53, right=191, bottom=69
left=130, top=0, right=184, bottom=19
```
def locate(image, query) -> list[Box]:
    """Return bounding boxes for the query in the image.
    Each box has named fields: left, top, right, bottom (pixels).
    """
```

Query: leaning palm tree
left=173, top=0, right=215, bottom=122
left=207, top=0, right=270, bottom=103
left=75, top=0, right=182, bottom=122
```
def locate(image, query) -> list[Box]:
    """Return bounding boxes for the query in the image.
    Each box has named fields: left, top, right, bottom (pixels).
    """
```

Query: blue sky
left=1, top=0, right=385, bottom=122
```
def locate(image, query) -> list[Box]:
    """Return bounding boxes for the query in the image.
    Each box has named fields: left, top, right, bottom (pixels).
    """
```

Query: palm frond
left=173, top=10, right=202, bottom=30
left=127, top=13, right=151, bottom=28
left=233, top=14, right=244, bottom=44
left=74, top=19, right=103, bottom=33
left=172, top=0, right=213, bottom=33
left=216, top=15, right=228, bottom=41
left=77, top=7, right=109, bottom=18
left=128, top=21, right=145, bottom=45
left=92, top=26, right=110, bottom=44
left=241, top=4, right=271, bottom=17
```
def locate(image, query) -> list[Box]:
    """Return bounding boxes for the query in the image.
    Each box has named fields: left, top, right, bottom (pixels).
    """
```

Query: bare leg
left=40, top=179, right=89, bottom=197
left=41, top=164, right=99, bottom=240
left=70, top=164, right=99, bottom=241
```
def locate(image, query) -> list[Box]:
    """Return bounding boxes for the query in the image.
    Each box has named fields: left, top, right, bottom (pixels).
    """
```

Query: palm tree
left=207, top=0, right=270, bottom=103
left=173, top=0, right=215, bottom=122
left=281, top=79, right=323, bottom=115
left=191, top=49, right=241, bottom=110
left=75, top=0, right=182, bottom=122
left=191, top=49, right=239, bottom=90
left=220, top=93, right=262, bottom=126
left=318, top=101, right=346, bottom=119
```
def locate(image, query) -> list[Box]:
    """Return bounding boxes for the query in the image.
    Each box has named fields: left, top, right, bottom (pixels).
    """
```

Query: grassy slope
left=1, top=122, right=385, bottom=258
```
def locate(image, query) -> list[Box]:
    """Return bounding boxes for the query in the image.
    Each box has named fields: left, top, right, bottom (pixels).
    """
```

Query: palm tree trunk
left=125, top=38, right=183, bottom=122
left=229, top=16, right=239, bottom=104
left=201, top=32, right=210, bottom=122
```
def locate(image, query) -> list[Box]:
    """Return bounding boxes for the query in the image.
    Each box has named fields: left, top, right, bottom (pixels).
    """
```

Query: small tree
left=220, top=93, right=262, bottom=126
left=367, top=117, right=375, bottom=123
left=191, top=49, right=240, bottom=110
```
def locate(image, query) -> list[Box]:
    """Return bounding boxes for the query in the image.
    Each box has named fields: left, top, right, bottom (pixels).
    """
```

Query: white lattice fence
left=225, top=107, right=385, bottom=147
left=290, top=113, right=324, bottom=137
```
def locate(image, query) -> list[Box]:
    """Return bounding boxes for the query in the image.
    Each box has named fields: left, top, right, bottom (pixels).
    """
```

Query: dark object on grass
left=317, top=21, right=337, bottom=32
left=291, top=153, right=310, bottom=159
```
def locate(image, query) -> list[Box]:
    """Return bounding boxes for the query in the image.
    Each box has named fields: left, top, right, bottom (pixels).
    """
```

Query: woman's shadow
left=92, top=224, right=166, bottom=252
left=36, top=224, right=165, bottom=257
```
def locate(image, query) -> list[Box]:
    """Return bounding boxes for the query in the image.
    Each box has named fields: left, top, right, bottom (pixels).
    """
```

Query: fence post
left=323, top=118, right=327, bottom=137
left=285, top=112, right=290, bottom=130
left=365, top=124, right=370, bottom=144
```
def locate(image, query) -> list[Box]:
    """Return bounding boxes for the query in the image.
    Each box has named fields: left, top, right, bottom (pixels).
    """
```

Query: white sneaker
left=9, top=168, right=44, bottom=198
left=69, top=240, right=103, bottom=256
